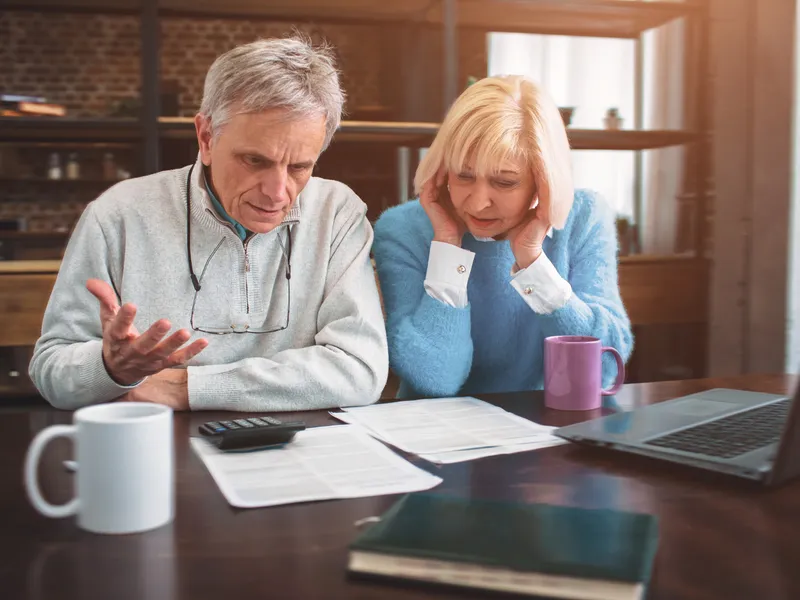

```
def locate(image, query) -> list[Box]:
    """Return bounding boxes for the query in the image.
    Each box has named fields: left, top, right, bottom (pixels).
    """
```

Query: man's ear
left=194, top=114, right=213, bottom=166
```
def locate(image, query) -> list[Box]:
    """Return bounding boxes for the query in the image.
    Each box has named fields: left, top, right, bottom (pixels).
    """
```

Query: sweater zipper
left=243, top=237, right=252, bottom=314
left=204, top=209, right=252, bottom=316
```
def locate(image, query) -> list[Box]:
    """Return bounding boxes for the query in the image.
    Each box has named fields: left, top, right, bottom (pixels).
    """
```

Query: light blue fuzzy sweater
left=372, top=189, right=633, bottom=398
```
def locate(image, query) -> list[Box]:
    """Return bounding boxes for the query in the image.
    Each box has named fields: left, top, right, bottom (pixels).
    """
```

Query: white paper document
left=330, top=410, right=567, bottom=464
left=417, top=439, right=568, bottom=464
left=190, top=425, right=442, bottom=508
left=332, top=397, right=567, bottom=461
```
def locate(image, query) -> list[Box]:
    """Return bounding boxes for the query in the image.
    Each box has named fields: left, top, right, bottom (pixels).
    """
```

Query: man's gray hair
left=199, top=34, right=345, bottom=150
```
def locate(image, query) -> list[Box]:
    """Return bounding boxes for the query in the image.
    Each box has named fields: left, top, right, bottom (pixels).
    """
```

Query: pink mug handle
left=601, top=346, right=625, bottom=396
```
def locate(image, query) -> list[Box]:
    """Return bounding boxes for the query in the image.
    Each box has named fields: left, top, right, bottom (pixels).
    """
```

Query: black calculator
left=198, top=416, right=305, bottom=451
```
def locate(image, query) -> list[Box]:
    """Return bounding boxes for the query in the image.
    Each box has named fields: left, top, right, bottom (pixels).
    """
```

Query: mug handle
left=600, top=347, right=625, bottom=396
left=24, top=425, right=80, bottom=518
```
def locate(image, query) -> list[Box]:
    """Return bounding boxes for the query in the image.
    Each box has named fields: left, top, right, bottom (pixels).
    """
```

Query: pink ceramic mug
left=544, top=335, right=625, bottom=410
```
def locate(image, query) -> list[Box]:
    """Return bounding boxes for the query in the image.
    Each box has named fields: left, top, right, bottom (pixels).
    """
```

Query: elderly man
left=29, top=36, right=388, bottom=412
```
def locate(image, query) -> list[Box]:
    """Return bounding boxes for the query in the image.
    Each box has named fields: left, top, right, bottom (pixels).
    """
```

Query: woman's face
left=447, top=156, right=538, bottom=239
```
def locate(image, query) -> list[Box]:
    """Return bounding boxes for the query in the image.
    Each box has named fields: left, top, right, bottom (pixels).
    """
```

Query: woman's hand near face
left=508, top=203, right=552, bottom=270
left=420, top=168, right=466, bottom=247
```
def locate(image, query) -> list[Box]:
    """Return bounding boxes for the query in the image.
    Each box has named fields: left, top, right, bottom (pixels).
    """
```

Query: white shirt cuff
left=424, top=241, right=475, bottom=308
left=510, top=252, right=572, bottom=314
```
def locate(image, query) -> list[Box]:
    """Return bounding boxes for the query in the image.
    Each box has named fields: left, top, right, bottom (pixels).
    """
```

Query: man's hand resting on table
left=121, top=368, right=190, bottom=411
left=86, top=278, right=207, bottom=409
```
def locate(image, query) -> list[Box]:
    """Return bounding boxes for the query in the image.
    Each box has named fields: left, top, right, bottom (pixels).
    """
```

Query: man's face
left=195, top=108, right=326, bottom=233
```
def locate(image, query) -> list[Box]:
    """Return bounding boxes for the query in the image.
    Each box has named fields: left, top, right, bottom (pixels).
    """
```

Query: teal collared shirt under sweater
left=204, top=170, right=248, bottom=241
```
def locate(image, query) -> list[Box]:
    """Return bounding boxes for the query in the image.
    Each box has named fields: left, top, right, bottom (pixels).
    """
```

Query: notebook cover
left=349, top=493, right=659, bottom=584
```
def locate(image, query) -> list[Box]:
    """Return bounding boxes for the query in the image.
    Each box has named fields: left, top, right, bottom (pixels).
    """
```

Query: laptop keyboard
left=644, top=399, right=792, bottom=459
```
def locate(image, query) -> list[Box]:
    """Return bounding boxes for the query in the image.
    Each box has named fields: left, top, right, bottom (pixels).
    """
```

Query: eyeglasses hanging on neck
left=185, top=162, right=292, bottom=334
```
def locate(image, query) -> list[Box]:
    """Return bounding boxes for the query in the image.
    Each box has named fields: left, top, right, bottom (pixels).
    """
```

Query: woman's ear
left=534, top=191, right=551, bottom=223
left=536, top=175, right=559, bottom=226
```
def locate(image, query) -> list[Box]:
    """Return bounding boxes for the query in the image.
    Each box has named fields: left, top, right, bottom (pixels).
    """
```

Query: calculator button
left=234, top=419, right=254, bottom=428
left=205, top=421, right=222, bottom=429
left=262, top=416, right=282, bottom=425
left=220, top=421, right=240, bottom=429
left=248, top=418, right=267, bottom=426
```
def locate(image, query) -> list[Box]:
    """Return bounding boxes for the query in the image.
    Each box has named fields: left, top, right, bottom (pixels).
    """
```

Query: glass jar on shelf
left=47, top=153, right=62, bottom=180
left=66, top=152, right=80, bottom=180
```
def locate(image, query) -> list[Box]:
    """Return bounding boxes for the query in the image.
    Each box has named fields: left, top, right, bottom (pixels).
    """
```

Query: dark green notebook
left=348, top=493, right=659, bottom=600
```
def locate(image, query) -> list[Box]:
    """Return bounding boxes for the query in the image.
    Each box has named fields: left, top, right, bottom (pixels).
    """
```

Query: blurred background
left=1, top=0, right=798, bottom=399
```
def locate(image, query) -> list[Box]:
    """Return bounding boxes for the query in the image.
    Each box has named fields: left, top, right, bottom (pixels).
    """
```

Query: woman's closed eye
left=492, top=179, right=520, bottom=189
left=456, top=172, right=475, bottom=182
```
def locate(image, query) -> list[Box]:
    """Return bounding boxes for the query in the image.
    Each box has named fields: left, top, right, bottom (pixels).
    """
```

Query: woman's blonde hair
left=414, top=75, right=574, bottom=228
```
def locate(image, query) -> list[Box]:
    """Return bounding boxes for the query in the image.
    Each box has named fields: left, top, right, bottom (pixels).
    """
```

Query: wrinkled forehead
left=219, top=109, right=327, bottom=160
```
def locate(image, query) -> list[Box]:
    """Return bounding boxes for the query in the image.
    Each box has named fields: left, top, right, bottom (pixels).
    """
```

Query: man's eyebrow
left=236, top=151, right=315, bottom=168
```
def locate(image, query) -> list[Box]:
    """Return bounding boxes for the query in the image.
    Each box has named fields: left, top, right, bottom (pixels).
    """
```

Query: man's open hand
left=86, top=279, right=208, bottom=386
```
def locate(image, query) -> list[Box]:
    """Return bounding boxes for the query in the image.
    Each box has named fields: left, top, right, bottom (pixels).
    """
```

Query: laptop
left=553, top=382, right=800, bottom=486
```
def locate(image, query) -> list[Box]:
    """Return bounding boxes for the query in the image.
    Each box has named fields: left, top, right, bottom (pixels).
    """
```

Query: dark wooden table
left=2, top=374, right=799, bottom=600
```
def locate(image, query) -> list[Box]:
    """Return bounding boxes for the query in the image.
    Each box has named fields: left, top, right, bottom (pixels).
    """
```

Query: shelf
left=159, top=117, right=443, bottom=145
left=1, top=117, right=700, bottom=151
left=618, top=253, right=698, bottom=265
left=0, top=177, right=123, bottom=185
left=0, top=232, right=70, bottom=240
left=567, top=129, right=702, bottom=151
left=159, top=118, right=699, bottom=150
left=332, top=121, right=441, bottom=145
left=0, top=260, right=62, bottom=274
left=11, top=0, right=697, bottom=38
left=0, top=117, right=141, bottom=142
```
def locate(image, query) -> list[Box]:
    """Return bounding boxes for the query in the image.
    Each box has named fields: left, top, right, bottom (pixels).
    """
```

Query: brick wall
left=1, top=10, right=486, bottom=232
left=0, top=13, right=142, bottom=117
left=160, top=18, right=384, bottom=117
left=0, top=12, right=385, bottom=117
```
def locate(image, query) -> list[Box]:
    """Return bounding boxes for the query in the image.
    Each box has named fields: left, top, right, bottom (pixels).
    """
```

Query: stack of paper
left=331, top=397, right=567, bottom=464
left=191, top=424, right=442, bottom=508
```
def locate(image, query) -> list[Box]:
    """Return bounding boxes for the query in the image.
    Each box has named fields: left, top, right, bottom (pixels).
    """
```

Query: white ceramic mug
left=24, top=402, right=175, bottom=535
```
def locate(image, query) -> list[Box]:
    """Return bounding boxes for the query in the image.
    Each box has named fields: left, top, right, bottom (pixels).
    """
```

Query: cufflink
left=457, top=265, right=467, bottom=274
left=523, top=287, right=533, bottom=295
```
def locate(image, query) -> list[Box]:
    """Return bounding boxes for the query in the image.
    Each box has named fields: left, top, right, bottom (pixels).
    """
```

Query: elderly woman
left=373, top=75, right=632, bottom=398
left=29, top=35, right=388, bottom=411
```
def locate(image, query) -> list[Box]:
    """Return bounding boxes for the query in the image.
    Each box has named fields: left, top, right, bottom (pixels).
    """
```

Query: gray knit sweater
left=29, top=159, right=389, bottom=411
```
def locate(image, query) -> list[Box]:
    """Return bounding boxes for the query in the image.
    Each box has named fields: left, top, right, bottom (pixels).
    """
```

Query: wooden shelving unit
left=1, top=0, right=711, bottom=383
